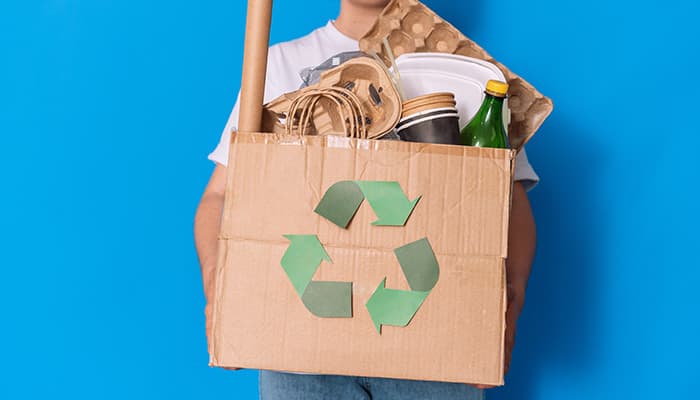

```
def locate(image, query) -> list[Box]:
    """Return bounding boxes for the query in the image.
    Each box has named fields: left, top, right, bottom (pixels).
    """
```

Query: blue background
left=1, top=0, right=698, bottom=398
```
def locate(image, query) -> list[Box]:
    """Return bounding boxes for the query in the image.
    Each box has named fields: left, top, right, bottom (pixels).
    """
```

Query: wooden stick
left=238, top=0, right=273, bottom=133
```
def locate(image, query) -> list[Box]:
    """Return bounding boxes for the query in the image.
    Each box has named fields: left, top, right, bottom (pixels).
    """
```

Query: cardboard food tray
left=209, top=0, right=548, bottom=386
left=262, top=56, right=402, bottom=139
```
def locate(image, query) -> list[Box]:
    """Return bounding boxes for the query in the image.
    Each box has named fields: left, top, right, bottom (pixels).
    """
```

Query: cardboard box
left=210, top=133, right=515, bottom=385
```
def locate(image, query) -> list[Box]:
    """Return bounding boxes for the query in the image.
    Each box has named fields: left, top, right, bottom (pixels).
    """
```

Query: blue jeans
left=259, top=371, right=484, bottom=400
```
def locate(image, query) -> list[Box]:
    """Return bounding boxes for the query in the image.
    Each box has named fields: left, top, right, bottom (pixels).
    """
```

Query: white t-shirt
left=209, top=21, right=539, bottom=190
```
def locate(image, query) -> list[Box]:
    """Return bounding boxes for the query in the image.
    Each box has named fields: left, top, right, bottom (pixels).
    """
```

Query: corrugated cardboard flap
left=222, top=133, right=513, bottom=259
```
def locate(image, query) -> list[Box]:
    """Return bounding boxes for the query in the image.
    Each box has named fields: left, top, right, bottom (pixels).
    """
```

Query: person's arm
left=194, top=164, right=227, bottom=338
left=504, top=181, right=537, bottom=373
left=473, top=181, right=536, bottom=389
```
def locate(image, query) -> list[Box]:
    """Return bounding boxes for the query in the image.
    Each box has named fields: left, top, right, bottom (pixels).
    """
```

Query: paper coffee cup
left=397, top=93, right=461, bottom=145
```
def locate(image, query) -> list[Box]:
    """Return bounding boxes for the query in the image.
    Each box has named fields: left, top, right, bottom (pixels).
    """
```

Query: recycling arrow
left=280, top=235, right=352, bottom=318
left=365, top=238, right=440, bottom=333
left=356, top=181, right=421, bottom=226
left=282, top=181, right=439, bottom=333
left=314, top=181, right=421, bottom=228
left=365, top=278, right=429, bottom=333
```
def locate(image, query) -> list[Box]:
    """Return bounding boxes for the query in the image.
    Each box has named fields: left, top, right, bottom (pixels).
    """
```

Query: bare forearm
left=195, top=165, right=227, bottom=304
left=506, top=182, right=537, bottom=312
left=195, top=190, right=225, bottom=303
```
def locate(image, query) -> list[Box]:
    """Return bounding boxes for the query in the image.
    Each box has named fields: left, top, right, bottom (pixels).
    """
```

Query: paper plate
left=393, top=53, right=509, bottom=128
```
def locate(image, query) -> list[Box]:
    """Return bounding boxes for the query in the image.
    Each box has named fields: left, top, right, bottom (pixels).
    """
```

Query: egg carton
left=359, top=0, right=553, bottom=149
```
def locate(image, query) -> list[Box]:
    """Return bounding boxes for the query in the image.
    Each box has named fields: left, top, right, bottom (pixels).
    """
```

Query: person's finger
left=504, top=345, right=512, bottom=374
left=473, top=384, right=496, bottom=389
left=503, top=294, right=518, bottom=375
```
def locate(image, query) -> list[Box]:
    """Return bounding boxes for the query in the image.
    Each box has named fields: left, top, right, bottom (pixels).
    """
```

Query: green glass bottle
left=460, top=80, right=509, bottom=148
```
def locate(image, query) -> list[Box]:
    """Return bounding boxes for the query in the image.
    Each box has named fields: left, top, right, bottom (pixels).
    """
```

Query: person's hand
left=205, top=302, right=214, bottom=346
left=504, top=284, right=524, bottom=375
left=203, top=270, right=215, bottom=344
left=471, top=284, right=525, bottom=390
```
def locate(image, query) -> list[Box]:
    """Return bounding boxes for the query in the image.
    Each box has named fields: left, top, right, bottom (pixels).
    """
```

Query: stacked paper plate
left=392, top=53, right=510, bottom=130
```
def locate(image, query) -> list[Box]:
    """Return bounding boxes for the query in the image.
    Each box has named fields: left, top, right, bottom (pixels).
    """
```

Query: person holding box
left=195, top=0, right=538, bottom=398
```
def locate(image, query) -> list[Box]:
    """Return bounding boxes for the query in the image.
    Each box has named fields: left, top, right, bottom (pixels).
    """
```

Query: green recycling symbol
left=280, top=180, right=439, bottom=334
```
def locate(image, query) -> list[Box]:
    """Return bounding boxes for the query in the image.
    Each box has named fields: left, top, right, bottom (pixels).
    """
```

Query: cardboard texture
left=359, top=0, right=553, bottom=150
left=211, top=133, right=515, bottom=385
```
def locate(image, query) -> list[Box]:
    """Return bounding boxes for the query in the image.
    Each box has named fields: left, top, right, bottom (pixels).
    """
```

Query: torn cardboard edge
left=230, top=131, right=516, bottom=164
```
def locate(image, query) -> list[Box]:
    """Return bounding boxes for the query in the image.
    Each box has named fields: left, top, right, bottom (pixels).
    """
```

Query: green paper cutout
left=281, top=235, right=352, bottom=318
left=355, top=181, right=421, bottom=226
left=281, top=235, right=331, bottom=296
left=314, top=180, right=420, bottom=229
left=314, top=181, right=364, bottom=229
left=284, top=180, right=439, bottom=330
left=365, top=278, right=430, bottom=333
left=394, top=238, right=440, bottom=292
left=365, top=237, right=439, bottom=334
left=302, top=281, right=353, bottom=318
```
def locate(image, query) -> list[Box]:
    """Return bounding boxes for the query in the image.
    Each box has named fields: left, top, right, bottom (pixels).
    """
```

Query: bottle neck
left=460, top=91, right=509, bottom=148
left=480, top=93, right=505, bottom=116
